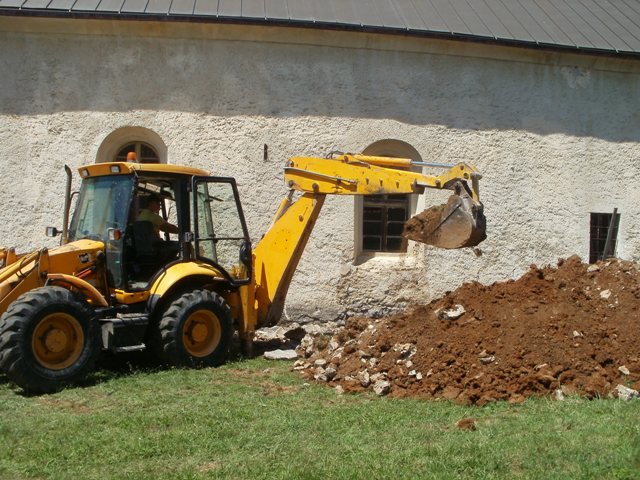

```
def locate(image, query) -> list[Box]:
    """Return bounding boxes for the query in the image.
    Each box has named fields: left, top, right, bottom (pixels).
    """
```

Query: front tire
left=0, top=287, right=99, bottom=393
left=156, top=290, right=233, bottom=367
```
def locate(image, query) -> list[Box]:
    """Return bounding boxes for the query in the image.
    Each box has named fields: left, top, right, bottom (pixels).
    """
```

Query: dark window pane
left=362, top=193, right=410, bottom=253
left=387, top=207, right=407, bottom=221
left=386, top=237, right=403, bottom=251
left=115, top=142, right=159, bottom=163
left=364, top=205, right=383, bottom=216
left=363, top=236, right=382, bottom=251
left=387, top=222, right=405, bottom=236
left=139, top=143, right=159, bottom=163
left=363, top=221, right=382, bottom=236
left=116, top=143, right=136, bottom=161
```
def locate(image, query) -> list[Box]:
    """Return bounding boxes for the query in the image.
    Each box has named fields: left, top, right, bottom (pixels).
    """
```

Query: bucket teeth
left=403, top=182, right=486, bottom=249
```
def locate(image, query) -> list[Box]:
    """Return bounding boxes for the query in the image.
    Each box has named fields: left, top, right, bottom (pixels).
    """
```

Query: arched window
left=116, top=142, right=160, bottom=163
left=96, top=127, right=167, bottom=164
left=355, top=140, right=423, bottom=256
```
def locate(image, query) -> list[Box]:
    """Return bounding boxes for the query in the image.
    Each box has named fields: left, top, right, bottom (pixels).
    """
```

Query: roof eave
left=0, top=8, right=637, bottom=60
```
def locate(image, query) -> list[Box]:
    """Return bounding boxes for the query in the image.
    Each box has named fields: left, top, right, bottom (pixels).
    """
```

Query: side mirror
left=239, top=240, right=252, bottom=267
left=46, top=227, right=61, bottom=237
left=107, top=228, right=122, bottom=241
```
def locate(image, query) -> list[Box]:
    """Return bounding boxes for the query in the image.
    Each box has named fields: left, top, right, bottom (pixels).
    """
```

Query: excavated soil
left=300, top=256, right=640, bottom=404
left=402, top=204, right=444, bottom=243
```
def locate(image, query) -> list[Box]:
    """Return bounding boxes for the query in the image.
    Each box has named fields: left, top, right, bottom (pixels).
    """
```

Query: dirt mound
left=299, top=256, right=640, bottom=404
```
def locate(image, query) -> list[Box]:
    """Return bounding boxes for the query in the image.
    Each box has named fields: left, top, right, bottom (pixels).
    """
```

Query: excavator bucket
left=403, top=181, right=486, bottom=249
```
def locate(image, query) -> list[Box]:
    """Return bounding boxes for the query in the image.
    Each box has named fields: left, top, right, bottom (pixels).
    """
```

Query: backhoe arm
left=285, top=154, right=481, bottom=199
left=251, top=153, right=486, bottom=328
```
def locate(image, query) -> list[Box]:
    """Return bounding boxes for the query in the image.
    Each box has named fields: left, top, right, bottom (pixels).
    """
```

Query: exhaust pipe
left=62, top=165, right=72, bottom=245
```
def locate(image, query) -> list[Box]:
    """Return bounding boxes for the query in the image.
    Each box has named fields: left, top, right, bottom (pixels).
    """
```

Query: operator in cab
left=138, top=194, right=178, bottom=237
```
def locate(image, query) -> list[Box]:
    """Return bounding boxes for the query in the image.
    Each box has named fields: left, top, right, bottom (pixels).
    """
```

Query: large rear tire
left=0, top=287, right=100, bottom=393
left=156, top=290, right=233, bottom=367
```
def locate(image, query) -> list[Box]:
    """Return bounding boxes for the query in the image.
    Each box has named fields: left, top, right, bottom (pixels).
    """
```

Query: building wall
left=1, top=17, right=639, bottom=322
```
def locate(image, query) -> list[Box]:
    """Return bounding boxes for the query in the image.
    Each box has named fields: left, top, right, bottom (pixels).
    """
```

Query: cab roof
left=79, top=162, right=210, bottom=178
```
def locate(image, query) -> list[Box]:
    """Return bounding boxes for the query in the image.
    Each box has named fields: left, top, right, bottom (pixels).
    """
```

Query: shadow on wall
left=1, top=33, right=639, bottom=143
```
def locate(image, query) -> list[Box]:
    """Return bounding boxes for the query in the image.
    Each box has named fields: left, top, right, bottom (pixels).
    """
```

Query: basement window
left=589, top=212, right=620, bottom=263
left=362, top=194, right=409, bottom=253
left=116, top=142, right=160, bottom=164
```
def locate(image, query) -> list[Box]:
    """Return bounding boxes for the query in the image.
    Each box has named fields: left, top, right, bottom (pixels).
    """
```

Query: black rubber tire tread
left=0, top=286, right=100, bottom=394
left=156, top=289, right=233, bottom=368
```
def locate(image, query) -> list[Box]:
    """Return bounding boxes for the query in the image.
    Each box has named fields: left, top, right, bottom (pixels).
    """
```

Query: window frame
left=95, top=127, right=168, bottom=164
left=589, top=211, right=620, bottom=263
left=116, top=142, right=160, bottom=164
left=361, top=193, right=410, bottom=253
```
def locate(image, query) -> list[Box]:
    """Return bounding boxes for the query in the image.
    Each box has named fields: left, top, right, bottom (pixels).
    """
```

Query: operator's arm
left=159, top=221, right=179, bottom=234
left=139, top=209, right=178, bottom=235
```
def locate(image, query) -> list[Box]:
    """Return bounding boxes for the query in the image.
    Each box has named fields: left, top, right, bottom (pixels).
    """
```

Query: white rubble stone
left=600, top=289, right=612, bottom=299
left=393, top=343, right=417, bottom=358
left=572, top=330, right=583, bottom=338
left=587, top=265, right=600, bottom=273
left=370, top=372, right=386, bottom=382
left=335, top=385, right=345, bottom=395
left=554, top=389, right=565, bottom=401
left=324, top=367, right=337, bottom=381
left=314, top=366, right=335, bottom=382
left=300, top=334, right=314, bottom=353
left=440, top=304, right=466, bottom=320
left=615, top=384, right=640, bottom=401
left=314, top=359, right=328, bottom=367
left=618, top=365, right=631, bottom=375
left=359, top=370, right=371, bottom=387
left=293, top=361, right=311, bottom=370
left=329, top=340, right=340, bottom=352
left=480, top=356, right=496, bottom=365
left=408, top=370, right=417, bottom=377
left=373, top=380, right=391, bottom=396
left=416, top=372, right=423, bottom=380
left=405, top=360, right=414, bottom=368
left=254, top=325, right=288, bottom=342
left=263, top=349, right=298, bottom=360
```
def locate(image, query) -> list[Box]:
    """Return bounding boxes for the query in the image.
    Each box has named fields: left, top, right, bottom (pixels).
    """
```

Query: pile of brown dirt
left=299, top=256, right=640, bottom=404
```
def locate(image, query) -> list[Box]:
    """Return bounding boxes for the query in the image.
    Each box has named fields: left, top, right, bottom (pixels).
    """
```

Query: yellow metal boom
left=250, top=153, right=485, bottom=328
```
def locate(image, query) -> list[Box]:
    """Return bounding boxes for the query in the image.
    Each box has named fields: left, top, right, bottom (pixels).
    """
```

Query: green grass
left=1, top=358, right=639, bottom=480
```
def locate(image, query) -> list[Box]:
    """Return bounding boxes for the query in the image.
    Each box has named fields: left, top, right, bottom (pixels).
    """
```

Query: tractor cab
left=67, top=162, right=252, bottom=293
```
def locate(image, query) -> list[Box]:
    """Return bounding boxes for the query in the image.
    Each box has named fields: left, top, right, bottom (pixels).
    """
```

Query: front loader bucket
left=403, top=181, right=486, bottom=249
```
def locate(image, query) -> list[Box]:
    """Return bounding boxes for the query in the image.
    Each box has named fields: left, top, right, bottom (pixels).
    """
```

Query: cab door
left=192, top=177, right=252, bottom=286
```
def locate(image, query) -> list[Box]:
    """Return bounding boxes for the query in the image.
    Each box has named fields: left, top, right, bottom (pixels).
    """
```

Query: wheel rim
left=32, top=313, right=84, bottom=370
left=182, top=309, right=221, bottom=357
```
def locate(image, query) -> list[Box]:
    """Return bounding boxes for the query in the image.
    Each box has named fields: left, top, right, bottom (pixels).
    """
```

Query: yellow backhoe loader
left=0, top=152, right=485, bottom=393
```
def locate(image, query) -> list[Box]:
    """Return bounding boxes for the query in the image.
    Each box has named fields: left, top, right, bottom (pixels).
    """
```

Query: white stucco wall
left=1, top=18, right=639, bottom=322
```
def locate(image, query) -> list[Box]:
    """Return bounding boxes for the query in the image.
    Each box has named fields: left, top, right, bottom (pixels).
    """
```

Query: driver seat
left=127, top=221, right=161, bottom=285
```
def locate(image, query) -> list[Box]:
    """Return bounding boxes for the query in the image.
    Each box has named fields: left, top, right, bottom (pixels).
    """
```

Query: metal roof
left=1, top=0, right=640, bottom=58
